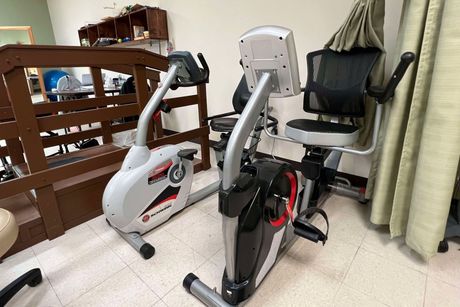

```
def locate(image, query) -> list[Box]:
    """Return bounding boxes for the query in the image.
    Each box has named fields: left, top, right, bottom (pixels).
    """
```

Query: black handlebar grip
left=173, top=53, right=210, bottom=88
left=160, top=101, right=172, bottom=113
left=377, top=51, right=415, bottom=104
left=401, top=51, right=416, bottom=64
left=197, top=53, right=210, bottom=83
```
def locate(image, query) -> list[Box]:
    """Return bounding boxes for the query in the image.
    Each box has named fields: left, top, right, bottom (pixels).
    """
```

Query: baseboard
left=163, top=129, right=368, bottom=187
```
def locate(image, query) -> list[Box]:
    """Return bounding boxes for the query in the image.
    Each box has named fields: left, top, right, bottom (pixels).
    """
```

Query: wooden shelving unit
left=115, top=14, right=131, bottom=39
left=97, top=19, right=116, bottom=38
left=78, top=7, right=168, bottom=46
left=106, top=38, right=160, bottom=47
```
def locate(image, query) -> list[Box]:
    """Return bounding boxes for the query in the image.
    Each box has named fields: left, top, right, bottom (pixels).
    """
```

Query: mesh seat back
left=304, top=48, right=380, bottom=117
left=232, top=75, right=251, bottom=114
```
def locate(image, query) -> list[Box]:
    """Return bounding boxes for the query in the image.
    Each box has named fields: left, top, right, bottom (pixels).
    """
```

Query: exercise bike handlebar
left=222, top=73, right=273, bottom=191
left=135, top=64, right=179, bottom=147
left=159, top=101, right=172, bottom=113
left=368, top=51, right=415, bottom=104
left=197, top=53, right=210, bottom=83
left=171, top=53, right=210, bottom=89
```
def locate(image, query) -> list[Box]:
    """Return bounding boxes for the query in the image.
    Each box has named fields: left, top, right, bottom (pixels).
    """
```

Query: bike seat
left=285, top=119, right=359, bottom=147
left=178, top=149, right=198, bottom=161
left=210, top=118, right=238, bottom=132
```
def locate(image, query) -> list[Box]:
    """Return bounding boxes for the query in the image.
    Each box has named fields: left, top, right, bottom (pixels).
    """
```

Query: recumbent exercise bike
left=184, top=26, right=414, bottom=306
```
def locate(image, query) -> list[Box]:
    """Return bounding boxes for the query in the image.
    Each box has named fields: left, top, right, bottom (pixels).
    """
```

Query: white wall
left=47, top=0, right=403, bottom=177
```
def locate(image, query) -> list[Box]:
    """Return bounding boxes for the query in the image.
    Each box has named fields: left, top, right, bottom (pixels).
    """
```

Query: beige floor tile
left=247, top=255, right=340, bottom=307
left=324, top=194, right=369, bottom=217
left=7, top=166, right=455, bottom=306
left=169, top=260, right=226, bottom=306
left=86, top=214, right=140, bottom=265
left=343, top=248, right=426, bottom=307
left=172, top=259, right=225, bottom=306
left=162, top=283, right=204, bottom=307
left=208, top=205, right=221, bottom=219
left=67, top=267, right=159, bottom=307
left=361, top=226, right=428, bottom=274
left=333, top=284, right=387, bottom=307
left=152, top=299, right=168, bottom=307
left=143, top=226, right=180, bottom=252
left=428, top=239, right=460, bottom=288
left=287, top=235, right=359, bottom=281
left=32, top=223, right=104, bottom=271
left=424, top=277, right=460, bottom=307
left=317, top=195, right=370, bottom=247
left=194, top=193, right=219, bottom=216
left=209, top=248, right=225, bottom=271
left=6, top=276, right=63, bottom=307
left=129, top=235, right=206, bottom=298
left=190, top=167, right=220, bottom=194
left=161, top=207, right=208, bottom=234
left=193, top=260, right=224, bottom=293
left=170, top=214, right=223, bottom=259
left=190, top=166, right=220, bottom=219
left=1, top=249, right=62, bottom=306
left=45, top=243, right=126, bottom=305
left=88, top=207, right=196, bottom=265
left=0, top=248, right=42, bottom=285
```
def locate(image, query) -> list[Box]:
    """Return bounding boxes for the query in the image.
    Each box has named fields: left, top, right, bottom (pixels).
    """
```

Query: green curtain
left=325, top=0, right=386, bottom=146
left=369, top=0, right=460, bottom=259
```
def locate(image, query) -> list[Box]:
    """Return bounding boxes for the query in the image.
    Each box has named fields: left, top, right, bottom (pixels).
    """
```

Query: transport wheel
left=170, top=164, right=186, bottom=184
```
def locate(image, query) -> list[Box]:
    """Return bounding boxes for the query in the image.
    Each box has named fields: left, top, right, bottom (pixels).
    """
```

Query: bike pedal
left=293, top=218, right=324, bottom=243
left=293, top=207, right=329, bottom=245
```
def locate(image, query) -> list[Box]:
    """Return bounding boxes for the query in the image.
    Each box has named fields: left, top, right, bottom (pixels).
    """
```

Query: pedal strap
left=294, top=207, right=329, bottom=245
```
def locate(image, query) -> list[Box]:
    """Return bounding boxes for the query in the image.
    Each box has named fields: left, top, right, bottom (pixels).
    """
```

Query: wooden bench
left=0, top=193, right=45, bottom=257
left=13, top=144, right=122, bottom=230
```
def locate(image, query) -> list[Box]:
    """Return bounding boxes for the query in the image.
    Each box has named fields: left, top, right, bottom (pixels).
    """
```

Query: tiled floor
left=1, top=157, right=459, bottom=306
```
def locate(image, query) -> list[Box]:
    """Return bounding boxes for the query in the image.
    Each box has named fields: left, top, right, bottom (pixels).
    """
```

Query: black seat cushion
left=286, top=119, right=358, bottom=134
left=210, top=118, right=238, bottom=132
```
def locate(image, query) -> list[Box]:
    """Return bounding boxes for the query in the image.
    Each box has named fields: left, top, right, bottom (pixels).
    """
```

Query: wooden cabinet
left=78, top=7, right=168, bottom=46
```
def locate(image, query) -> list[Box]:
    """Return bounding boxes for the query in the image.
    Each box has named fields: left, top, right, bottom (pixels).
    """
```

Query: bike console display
left=167, top=51, right=209, bottom=88
left=239, top=26, right=301, bottom=98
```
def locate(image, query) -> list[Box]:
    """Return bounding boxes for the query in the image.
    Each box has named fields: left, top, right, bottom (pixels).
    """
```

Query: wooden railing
left=0, top=45, right=211, bottom=244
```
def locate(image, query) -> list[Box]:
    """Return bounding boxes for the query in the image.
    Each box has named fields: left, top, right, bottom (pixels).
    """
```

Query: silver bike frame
left=135, top=64, right=179, bottom=146
left=222, top=72, right=273, bottom=282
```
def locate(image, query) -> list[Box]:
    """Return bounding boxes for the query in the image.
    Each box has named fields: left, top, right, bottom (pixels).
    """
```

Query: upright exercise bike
left=103, top=51, right=220, bottom=259
left=184, top=26, right=414, bottom=306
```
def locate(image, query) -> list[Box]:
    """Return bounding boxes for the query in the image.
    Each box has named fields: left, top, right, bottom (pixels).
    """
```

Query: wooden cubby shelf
left=78, top=7, right=168, bottom=46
